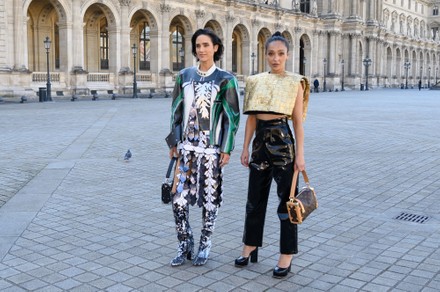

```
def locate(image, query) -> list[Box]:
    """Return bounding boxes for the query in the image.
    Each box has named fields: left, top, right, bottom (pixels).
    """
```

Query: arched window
left=434, top=6, right=439, bottom=16
left=100, top=19, right=109, bottom=70
left=171, top=26, right=184, bottom=71
left=300, top=0, right=310, bottom=13
left=139, top=22, right=150, bottom=70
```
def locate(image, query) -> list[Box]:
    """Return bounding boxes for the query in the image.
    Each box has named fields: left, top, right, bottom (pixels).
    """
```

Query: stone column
left=251, top=19, right=260, bottom=75
left=349, top=0, right=360, bottom=20
left=58, top=22, right=73, bottom=90
left=328, top=31, right=338, bottom=76
left=13, top=2, right=27, bottom=70
left=119, top=1, right=131, bottom=72
left=224, top=13, right=235, bottom=71
left=158, top=3, right=173, bottom=92
left=70, top=3, right=88, bottom=95
left=71, top=3, right=84, bottom=71
left=349, top=34, right=359, bottom=77
left=292, top=27, right=303, bottom=73
left=0, top=0, right=8, bottom=70
left=312, top=30, right=319, bottom=78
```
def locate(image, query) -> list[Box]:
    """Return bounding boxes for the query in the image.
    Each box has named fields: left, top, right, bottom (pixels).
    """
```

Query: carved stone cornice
left=349, top=32, right=362, bottom=38
left=160, top=4, right=171, bottom=14
left=119, top=0, right=131, bottom=6
left=252, top=19, right=260, bottom=27
left=226, top=13, right=235, bottom=23
left=195, top=9, right=206, bottom=19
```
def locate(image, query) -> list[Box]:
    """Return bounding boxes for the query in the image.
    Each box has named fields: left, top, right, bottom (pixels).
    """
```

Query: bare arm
left=292, top=83, right=305, bottom=172
left=240, top=115, right=257, bottom=167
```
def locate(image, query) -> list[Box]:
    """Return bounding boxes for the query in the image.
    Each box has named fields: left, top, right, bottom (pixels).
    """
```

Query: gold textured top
left=243, top=72, right=310, bottom=121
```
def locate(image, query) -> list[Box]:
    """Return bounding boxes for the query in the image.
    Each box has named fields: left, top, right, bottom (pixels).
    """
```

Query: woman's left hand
left=219, top=153, right=230, bottom=167
left=294, top=155, right=305, bottom=172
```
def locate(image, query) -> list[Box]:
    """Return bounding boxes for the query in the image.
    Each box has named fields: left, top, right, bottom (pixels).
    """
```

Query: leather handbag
left=286, top=170, right=318, bottom=224
left=161, top=157, right=178, bottom=204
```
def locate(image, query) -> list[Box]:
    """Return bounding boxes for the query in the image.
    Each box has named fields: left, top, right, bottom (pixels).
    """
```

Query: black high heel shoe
left=272, top=264, right=291, bottom=278
left=234, top=247, right=258, bottom=267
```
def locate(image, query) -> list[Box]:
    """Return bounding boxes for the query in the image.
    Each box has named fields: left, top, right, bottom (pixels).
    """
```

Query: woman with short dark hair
left=168, top=28, right=240, bottom=266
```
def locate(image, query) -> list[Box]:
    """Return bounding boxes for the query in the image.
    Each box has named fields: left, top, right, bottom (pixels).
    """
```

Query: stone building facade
left=0, top=0, right=439, bottom=99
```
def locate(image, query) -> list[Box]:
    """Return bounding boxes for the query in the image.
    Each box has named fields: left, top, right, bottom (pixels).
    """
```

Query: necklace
left=197, top=64, right=216, bottom=77
left=197, top=69, right=208, bottom=77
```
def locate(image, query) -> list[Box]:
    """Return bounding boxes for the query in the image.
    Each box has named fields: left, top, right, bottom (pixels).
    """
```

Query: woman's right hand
left=169, top=147, right=178, bottom=159
left=240, top=148, right=250, bottom=167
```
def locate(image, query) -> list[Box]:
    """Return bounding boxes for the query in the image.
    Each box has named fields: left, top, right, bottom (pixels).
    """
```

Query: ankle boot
left=170, top=236, right=194, bottom=266
left=193, top=240, right=212, bottom=266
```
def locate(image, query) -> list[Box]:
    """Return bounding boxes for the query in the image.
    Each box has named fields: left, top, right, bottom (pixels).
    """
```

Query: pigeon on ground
left=124, top=149, right=132, bottom=161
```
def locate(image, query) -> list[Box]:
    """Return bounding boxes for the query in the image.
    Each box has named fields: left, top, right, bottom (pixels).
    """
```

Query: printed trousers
left=173, top=203, right=218, bottom=247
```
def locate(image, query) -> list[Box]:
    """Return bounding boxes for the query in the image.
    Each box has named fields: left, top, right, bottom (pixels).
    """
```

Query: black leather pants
left=242, top=118, right=298, bottom=254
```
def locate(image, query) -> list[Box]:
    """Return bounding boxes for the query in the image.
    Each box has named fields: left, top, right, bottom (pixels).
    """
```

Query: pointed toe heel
left=234, top=247, right=258, bottom=267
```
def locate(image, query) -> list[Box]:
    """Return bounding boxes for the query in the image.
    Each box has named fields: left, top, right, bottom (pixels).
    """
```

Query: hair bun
left=272, top=31, right=282, bottom=37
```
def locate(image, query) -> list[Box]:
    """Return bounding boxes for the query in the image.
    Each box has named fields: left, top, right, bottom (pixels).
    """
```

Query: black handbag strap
left=166, top=157, right=177, bottom=178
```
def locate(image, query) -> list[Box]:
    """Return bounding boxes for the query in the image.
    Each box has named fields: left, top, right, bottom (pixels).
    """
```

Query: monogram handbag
left=161, top=157, right=178, bottom=204
left=286, top=170, right=318, bottom=224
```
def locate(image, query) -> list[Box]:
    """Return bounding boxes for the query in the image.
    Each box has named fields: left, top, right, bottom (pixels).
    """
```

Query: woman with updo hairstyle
left=234, top=31, right=310, bottom=278
left=168, top=28, right=240, bottom=267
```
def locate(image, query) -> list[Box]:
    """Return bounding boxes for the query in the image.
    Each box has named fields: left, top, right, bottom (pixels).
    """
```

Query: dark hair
left=265, top=31, right=289, bottom=52
left=191, top=28, right=224, bottom=62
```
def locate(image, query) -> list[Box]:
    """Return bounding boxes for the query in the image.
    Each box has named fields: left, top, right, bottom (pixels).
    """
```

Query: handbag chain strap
left=289, top=170, right=310, bottom=202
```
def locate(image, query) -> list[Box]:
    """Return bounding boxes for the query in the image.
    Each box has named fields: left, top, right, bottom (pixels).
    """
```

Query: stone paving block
left=105, top=283, right=133, bottom=292
left=0, top=279, right=13, bottom=290
left=88, top=277, right=116, bottom=290
left=361, top=282, right=394, bottom=292
left=20, top=278, right=48, bottom=290
left=67, top=284, right=97, bottom=292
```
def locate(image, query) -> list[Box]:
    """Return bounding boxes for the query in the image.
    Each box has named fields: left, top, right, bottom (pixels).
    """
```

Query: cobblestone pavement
left=0, top=89, right=439, bottom=291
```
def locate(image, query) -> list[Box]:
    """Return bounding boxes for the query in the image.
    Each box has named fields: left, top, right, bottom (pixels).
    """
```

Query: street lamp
left=132, top=43, right=138, bottom=98
left=43, top=36, right=52, bottom=101
left=251, top=52, right=256, bottom=75
left=302, top=56, right=307, bottom=75
left=323, top=58, right=327, bottom=92
left=404, top=60, right=411, bottom=89
left=428, top=67, right=431, bottom=88
left=363, top=56, right=372, bottom=91
left=341, top=59, right=345, bottom=91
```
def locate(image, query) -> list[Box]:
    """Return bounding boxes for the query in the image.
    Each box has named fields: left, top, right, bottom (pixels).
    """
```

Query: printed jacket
left=170, top=66, right=240, bottom=154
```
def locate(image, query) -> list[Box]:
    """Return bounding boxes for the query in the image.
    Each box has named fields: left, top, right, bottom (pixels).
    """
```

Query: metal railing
left=32, top=72, right=60, bottom=82
left=137, top=74, right=152, bottom=82
left=87, top=73, right=110, bottom=82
